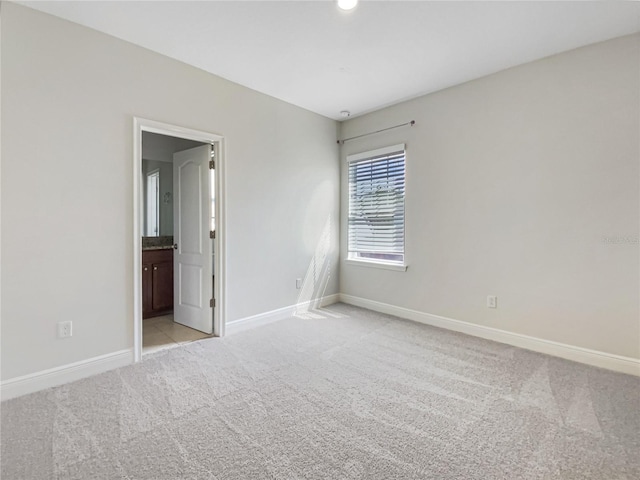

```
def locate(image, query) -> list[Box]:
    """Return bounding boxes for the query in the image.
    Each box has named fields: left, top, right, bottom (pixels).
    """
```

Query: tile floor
left=142, top=314, right=211, bottom=354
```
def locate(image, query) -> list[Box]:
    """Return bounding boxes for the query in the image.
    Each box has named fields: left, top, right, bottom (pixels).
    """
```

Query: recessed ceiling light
left=337, top=0, right=358, bottom=11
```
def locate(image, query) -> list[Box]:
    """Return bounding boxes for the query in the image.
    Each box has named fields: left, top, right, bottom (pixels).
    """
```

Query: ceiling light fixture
left=337, top=0, right=358, bottom=11
left=340, top=110, right=351, bottom=118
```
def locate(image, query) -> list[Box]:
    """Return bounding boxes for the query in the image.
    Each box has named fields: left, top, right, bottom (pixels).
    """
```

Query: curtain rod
left=337, top=120, right=415, bottom=144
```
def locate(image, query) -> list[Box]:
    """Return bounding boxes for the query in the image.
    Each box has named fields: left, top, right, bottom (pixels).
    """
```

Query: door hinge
left=210, top=230, right=216, bottom=239
left=210, top=298, right=215, bottom=308
left=209, top=160, right=215, bottom=169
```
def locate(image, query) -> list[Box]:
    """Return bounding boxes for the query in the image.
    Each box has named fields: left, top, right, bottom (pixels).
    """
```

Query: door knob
left=173, top=244, right=178, bottom=249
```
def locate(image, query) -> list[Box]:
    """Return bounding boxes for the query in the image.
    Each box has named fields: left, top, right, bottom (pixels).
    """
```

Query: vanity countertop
left=142, top=236, right=174, bottom=251
left=142, top=245, right=173, bottom=251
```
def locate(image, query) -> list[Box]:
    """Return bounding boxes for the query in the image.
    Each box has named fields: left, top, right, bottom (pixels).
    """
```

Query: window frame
left=145, top=169, right=160, bottom=237
left=346, top=143, right=407, bottom=272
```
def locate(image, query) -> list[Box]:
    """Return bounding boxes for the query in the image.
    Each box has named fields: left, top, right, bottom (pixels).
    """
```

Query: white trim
left=133, top=118, right=227, bottom=363
left=133, top=119, right=143, bottom=362
left=226, top=294, right=340, bottom=335
left=0, top=350, right=134, bottom=401
left=136, top=118, right=224, bottom=144
left=213, top=139, right=227, bottom=338
left=0, top=292, right=338, bottom=400
left=339, top=294, right=640, bottom=377
left=345, top=258, right=407, bottom=272
left=347, top=143, right=405, bottom=162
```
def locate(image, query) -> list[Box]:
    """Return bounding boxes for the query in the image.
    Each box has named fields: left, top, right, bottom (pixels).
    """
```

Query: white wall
left=1, top=3, right=339, bottom=380
left=340, top=34, right=640, bottom=360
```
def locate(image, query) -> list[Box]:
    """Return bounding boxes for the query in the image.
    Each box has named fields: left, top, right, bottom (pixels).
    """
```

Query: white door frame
left=133, top=117, right=227, bottom=362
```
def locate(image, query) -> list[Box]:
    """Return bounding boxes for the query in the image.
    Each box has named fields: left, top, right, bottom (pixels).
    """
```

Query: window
left=347, top=144, right=406, bottom=269
left=146, top=170, right=159, bottom=236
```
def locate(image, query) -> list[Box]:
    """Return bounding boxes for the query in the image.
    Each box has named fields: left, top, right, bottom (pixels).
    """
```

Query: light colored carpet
left=1, top=303, right=639, bottom=479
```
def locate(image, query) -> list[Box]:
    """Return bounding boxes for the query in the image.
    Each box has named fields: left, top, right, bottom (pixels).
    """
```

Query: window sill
left=345, top=259, right=408, bottom=272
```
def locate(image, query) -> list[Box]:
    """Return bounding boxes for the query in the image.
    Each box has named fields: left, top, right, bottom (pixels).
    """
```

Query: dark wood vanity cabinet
left=142, top=249, right=174, bottom=318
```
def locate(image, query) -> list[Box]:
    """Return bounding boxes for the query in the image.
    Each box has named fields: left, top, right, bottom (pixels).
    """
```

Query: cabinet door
left=142, top=263, right=153, bottom=318
left=152, top=261, right=174, bottom=311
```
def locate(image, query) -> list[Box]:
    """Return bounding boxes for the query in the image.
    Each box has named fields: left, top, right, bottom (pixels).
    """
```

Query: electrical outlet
left=57, top=321, right=73, bottom=338
left=296, top=278, right=303, bottom=289
left=487, top=296, right=497, bottom=309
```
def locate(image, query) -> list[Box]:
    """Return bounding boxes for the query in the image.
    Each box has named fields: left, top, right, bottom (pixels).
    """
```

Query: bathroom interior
left=141, top=131, right=214, bottom=354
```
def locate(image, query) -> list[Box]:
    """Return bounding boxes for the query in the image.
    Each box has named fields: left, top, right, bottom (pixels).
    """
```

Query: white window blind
left=348, top=144, right=406, bottom=265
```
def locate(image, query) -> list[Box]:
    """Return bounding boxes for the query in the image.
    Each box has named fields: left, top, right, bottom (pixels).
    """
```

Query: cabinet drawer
left=142, top=248, right=173, bottom=264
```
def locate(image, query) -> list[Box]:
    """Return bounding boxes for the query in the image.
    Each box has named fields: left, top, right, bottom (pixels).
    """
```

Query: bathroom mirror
left=142, top=158, right=173, bottom=237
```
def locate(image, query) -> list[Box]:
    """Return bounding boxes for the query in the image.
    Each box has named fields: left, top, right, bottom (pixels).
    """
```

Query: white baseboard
left=5, top=292, right=635, bottom=401
left=1, top=349, right=134, bottom=401
left=339, top=294, right=640, bottom=377
left=226, top=293, right=340, bottom=335
left=0, top=295, right=340, bottom=400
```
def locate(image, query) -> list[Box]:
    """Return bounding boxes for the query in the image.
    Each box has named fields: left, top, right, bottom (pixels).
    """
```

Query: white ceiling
left=20, top=1, right=640, bottom=120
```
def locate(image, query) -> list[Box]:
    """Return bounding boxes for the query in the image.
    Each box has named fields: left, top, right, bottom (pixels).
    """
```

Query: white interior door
left=173, top=145, right=213, bottom=334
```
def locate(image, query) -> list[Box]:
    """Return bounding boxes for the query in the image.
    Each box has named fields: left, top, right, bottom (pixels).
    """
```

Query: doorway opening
left=133, top=118, right=226, bottom=362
